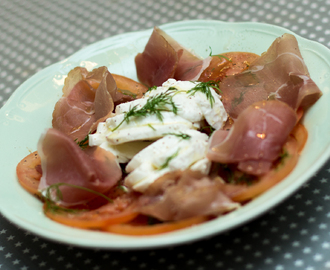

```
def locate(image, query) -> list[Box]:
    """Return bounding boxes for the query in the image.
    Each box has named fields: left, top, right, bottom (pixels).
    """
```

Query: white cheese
left=190, top=157, right=212, bottom=175
left=115, top=79, right=228, bottom=130
left=124, top=129, right=212, bottom=192
left=89, top=78, right=228, bottom=193
left=89, top=122, right=152, bottom=163
left=105, top=112, right=194, bottom=144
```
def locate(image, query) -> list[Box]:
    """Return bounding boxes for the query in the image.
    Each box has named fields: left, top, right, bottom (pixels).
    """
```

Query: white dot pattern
left=1, top=0, right=330, bottom=269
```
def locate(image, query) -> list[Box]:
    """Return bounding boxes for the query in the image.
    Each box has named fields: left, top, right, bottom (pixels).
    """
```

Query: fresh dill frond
left=112, top=90, right=178, bottom=131
left=118, top=89, right=137, bottom=99
left=74, top=134, right=89, bottom=149
left=43, top=198, right=82, bottom=214
left=276, top=149, right=290, bottom=170
left=158, top=149, right=180, bottom=170
left=231, top=91, right=245, bottom=109
left=145, top=85, right=157, bottom=94
left=42, top=182, right=113, bottom=213
left=187, top=81, right=221, bottom=107
left=148, top=123, right=156, bottom=130
left=279, top=149, right=289, bottom=162
left=208, top=46, right=231, bottom=62
left=199, top=125, right=215, bottom=135
left=163, top=132, right=191, bottom=140
left=218, top=164, right=255, bottom=186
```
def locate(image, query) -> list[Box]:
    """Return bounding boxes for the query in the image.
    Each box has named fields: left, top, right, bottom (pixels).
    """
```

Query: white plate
left=1, top=20, right=330, bottom=250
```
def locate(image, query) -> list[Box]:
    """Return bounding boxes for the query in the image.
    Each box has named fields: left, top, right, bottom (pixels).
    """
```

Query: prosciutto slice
left=135, top=27, right=179, bottom=87
left=137, top=170, right=239, bottom=221
left=220, top=33, right=322, bottom=119
left=52, top=66, right=121, bottom=142
left=207, top=100, right=297, bottom=175
left=37, top=128, right=122, bottom=206
left=135, top=27, right=210, bottom=87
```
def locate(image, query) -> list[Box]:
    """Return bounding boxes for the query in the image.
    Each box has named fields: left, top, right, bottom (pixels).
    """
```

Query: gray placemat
left=1, top=0, right=330, bottom=269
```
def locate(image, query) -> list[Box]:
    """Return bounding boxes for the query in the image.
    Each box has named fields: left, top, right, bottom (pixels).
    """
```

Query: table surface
left=1, top=0, right=330, bottom=269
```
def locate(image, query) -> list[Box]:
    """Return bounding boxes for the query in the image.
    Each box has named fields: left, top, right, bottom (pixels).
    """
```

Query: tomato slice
left=104, top=215, right=209, bottom=236
left=290, top=123, right=308, bottom=153
left=44, top=193, right=139, bottom=229
left=199, top=52, right=260, bottom=83
left=230, top=136, right=298, bottom=202
left=112, top=74, right=148, bottom=98
left=16, top=151, right=41, bottom=194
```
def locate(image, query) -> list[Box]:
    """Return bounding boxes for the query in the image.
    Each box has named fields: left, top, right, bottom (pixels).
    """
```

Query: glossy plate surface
left=1, top=20, right=330, bottom=249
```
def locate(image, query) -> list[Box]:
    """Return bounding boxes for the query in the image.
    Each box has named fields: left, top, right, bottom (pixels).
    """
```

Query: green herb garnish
left=112, top=90, right=178, bottom=131
left=209, top=46, right=231, bottom=62
left=187, top=81, right=221, bottom=107
left=276, top=149, right=290, bottom=170
left=199, top=125, right=215, bottom=135
left=163, top=132, right=191, bottom=140
left=145, top=85, right=157, bottom=94
left=218, top=163, right=255, bottom=186
left=158, top=149, right=180, bottom=170
left=231, top=91, right=245, bottom=109
left=148, top=123, right=156, bottom=130
left=42, top=183, right=113, bottom=213
left=118, top=89, right=137, bottom=99
left=74, top=134, right=89, bottom=149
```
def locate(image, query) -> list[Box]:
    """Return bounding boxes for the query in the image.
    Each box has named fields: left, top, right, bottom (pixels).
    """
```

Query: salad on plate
left=16, top=26, right=322, bottom=236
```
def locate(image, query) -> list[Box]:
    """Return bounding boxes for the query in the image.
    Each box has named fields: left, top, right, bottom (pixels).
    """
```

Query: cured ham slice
left=138, top=170, right=239, bottom=221
left=135, top=28, right=262, bottom=87
left=157, top=28, right=210, bottom=81
left=135, top=27, right=179, bottom=87
left=52, top=66, right=121, bottom=142
left=220, top=33, right=322, bottom=119
left=135, top=27, right=210, bottom=86
left=207, top=100, right=297, bottom=175
left=37, top=128, right=122, bottom=206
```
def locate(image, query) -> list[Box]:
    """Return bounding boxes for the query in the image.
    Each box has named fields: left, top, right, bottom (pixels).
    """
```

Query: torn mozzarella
left=124, top=129, right=211, bottom=192
left=115, top=79, right=227, bottom=130
left=89, top=122, right=152, bottom=163
left=106, top=112, right=194, bottom=144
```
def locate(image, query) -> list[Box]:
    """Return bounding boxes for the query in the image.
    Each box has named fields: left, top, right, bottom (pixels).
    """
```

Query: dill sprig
left=163, top=132, right=191, bottom=140
left=74, top=134, right=89, bottom=149
left=276, top=149, right=290, bottom=170
left=42, top=183, right=113, bottom=213
left=187, top=81, right=221, bottom=107
left=118, top=89, right=137, bottom=99
left=199, top=125, right=216, bottom=135
left=112, top=90, right=178, bottom=131
left=208, top=46, right=232, bottom=62
left=145, top=85, right=157, bottom=94
left=219, top=164, right=255, bottom=186
left=158, top=149, right=180, bottom=170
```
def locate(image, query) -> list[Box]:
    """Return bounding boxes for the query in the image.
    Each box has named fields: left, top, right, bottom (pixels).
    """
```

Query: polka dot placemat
left=1, top=0, right=330, bottom=269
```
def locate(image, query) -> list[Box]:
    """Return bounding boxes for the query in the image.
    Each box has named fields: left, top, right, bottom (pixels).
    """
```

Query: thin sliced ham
left=135, top=27, right=210, bottom=86
left=135, top=27, right=179, bottom=87
left=52, top=66, right=121, bottom=142
left=220, top=33, right=322, bottom=119
left=137, top=170, right=239, bottom=221
left=37, top=128, right=122, bottom=206
left=207, top=100, right=297, bottom=175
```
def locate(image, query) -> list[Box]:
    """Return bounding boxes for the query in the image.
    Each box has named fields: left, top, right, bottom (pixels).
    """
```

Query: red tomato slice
left=16, top=151, right=41, bottom=195
left=104, top=215, right=209, bottom=236
left=112, top=74, right=148, bottom=98
left=231, top=136, right=299, bottom=202
left=199, top=52, right=260, bottom=83
left=44, top=193, right=139, bottom=229
left=290, top=123, right=308, bottom=153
